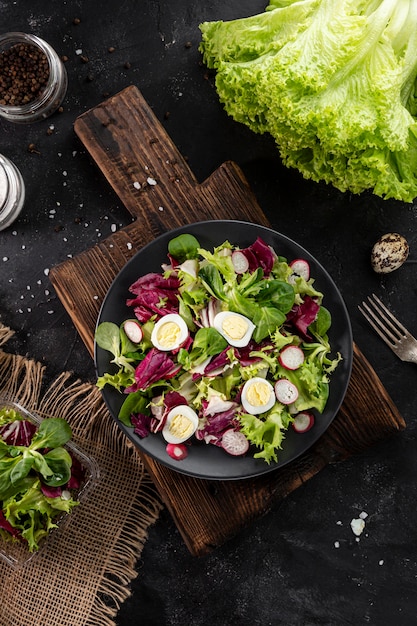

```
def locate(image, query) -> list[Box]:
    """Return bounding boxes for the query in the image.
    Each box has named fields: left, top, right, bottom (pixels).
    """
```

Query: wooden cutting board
left=49, top=86, right=405, bottom=556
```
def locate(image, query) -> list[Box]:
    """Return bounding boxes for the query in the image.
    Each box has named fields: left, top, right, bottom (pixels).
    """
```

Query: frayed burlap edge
left=0, top=325, right=163, bottom=626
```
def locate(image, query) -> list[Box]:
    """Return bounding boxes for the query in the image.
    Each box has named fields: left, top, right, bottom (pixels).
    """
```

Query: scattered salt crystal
left=93, top=295, right=99, bottom=300
left=12, top=231, right=17, bottom=235
left=27, top=308, right=31, bottom=313
left=44, top=268, right=50, bottom=276
left=147, top=177, right=157, bottom=185
left=379, top=560, right=384, bottom=566
left=111, top=224, right=117, bottom=232
left=75, top=48, right=82, bottom=55
left=37, top=280, right=41, bottom=285
left=45, top=290, right=49, bottom=296
left=350, top=518, right=365, bottom=537
left=158, top=206, right=164, bottom=211
left=72, top=151, right=77, bottom=157
left=336, top=520, right=343, bottom=526
left=133, top=181, right=141, bottom=190
left=334, top=541, right=340, bottom=548
left=127, top=242, right=132, bottom=250
left=2, top=257, right=8, bottom=262
left=21, top=244, right=26, bottom=249
left=47, top=310, right=54, bottom=314
left=56, top=201, right=61, bottom=206
left=359, top=511, right=368, bottom=520
left=49, top=124, right=55, bottom=131
left=26, top=285, right=30, bottom=290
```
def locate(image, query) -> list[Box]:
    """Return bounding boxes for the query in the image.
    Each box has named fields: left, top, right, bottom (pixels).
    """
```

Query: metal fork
left=358, top=293, right=417, bottom=364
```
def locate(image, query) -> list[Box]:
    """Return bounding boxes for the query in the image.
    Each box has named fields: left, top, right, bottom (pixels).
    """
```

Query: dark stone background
left=1, top=2, right=416, bottom=624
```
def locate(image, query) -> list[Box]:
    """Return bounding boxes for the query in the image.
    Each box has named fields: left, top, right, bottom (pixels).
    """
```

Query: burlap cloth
left=0, top=324, right=163, bottom=626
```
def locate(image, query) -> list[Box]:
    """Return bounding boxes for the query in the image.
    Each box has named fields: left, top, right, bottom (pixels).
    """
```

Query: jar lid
left=0, top=163, right=8, bottom=210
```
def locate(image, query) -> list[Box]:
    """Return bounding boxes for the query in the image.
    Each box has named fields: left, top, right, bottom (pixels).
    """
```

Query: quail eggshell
left=370, top=233, right=409, bottom=274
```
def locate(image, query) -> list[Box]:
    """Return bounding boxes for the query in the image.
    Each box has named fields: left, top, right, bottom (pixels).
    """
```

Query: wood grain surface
left=49, top=86, right=405, bottom=556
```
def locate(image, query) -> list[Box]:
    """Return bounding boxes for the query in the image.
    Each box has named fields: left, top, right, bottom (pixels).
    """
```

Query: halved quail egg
left=213, top=311, right=255, bottom=347
left=162, top=404, right=199, bottom=444
left=241, top=377, right=276, bottom=415
left=151, top=313, right=189, bottom=351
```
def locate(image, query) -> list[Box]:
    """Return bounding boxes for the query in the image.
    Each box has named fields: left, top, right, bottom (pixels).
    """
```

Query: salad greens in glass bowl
left=95, top=221, right=352, bottom=480
left=0, top=399, right=98, bottom=568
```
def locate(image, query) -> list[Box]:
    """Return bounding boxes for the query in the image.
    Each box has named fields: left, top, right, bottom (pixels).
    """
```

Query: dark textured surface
left=0, top=2, right=416, bottom=624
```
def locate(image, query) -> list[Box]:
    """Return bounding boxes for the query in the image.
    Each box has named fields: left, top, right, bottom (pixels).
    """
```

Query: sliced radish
left=279, top=345, right=305, bottom=370
left=292, top=411, right=315, bottom=433
left=289, top=259, right=310, bottom=281
left=221, top=429, right=249, bottom=456
left=123, top=319, right=143, bottom=344
left=232, top=250, right=249, bottom=274
left=274, top=379, right=299, bottom=404
left=166, top=443, right=188, bottom=460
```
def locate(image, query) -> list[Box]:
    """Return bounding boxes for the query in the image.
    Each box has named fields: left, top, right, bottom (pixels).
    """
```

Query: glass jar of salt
left=0, top=154, right=25, bottom=230
left=0, top=32, right=67, bottom=123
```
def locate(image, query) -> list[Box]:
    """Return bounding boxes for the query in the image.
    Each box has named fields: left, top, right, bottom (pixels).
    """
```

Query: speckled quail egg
left=151, top=314, right=189, bottom=351
left=162, top=404, right=199, bottom=444
left=241, top=377, right=276, bottom=415
left=213, top=311, right=255, bottom=347
left=371, top=233, right=409, bottom=274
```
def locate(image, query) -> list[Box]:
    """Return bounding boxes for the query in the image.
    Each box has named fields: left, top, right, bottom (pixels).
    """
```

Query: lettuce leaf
left=200, top=0, right=417, bottom=202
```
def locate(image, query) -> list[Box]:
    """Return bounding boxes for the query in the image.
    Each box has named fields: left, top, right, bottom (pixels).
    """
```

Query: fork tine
left=368, top=293, right=410, bottom=339
left=358, top=301, right=397, bottom=348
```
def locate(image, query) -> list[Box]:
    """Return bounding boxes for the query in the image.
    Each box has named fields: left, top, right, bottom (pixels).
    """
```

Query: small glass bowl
left=0, top=32, right=68, bottom=123
left=0, top=154, right=25, bottom=231
left=0, top=399, right=99, bottom=569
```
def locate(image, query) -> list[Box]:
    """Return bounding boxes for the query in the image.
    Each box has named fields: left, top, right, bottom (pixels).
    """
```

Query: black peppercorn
left=0, top=43, right=50, bottom=106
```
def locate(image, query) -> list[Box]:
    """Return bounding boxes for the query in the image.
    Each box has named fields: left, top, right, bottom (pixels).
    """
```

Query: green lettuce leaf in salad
left=95, top=233, right=343, bottom=465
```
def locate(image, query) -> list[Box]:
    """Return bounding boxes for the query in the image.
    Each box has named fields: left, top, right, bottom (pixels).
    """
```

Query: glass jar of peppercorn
left=0, top=32, right=67, bottom=123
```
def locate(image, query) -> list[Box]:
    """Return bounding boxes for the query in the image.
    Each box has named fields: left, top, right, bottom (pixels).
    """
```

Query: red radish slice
left=232, top=250, right=249, bottom=274
left=292, top=411, right=315, bottom=433
left=221, top=429, right=249, bottom=456
left=274, top=379, right=299, bottom=404
left=123, top=320, right=143, bottom=343
left=166, top=443, right=188, bottom=460
left=289, top=259, right=310, bottom=281
left=279, top=345, right=305, bottom=370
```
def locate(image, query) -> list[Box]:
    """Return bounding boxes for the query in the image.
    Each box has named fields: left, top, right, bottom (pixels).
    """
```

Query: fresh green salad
left=96, top=234, right=342, bottom=464
left=0, top=406, right=85, bottom=552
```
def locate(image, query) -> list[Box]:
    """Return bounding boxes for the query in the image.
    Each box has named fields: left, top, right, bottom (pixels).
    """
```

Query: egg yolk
left=156, top=321, right=181, bottom=349
left=222, top=315, right=248, bottom=341
left=246, top=381, right=271, bottom=408
left=168, top=413, right=194, bottom=439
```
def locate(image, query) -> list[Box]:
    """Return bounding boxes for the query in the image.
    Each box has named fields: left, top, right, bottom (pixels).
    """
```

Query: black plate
left=95, top=220, right=353, bottom=480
